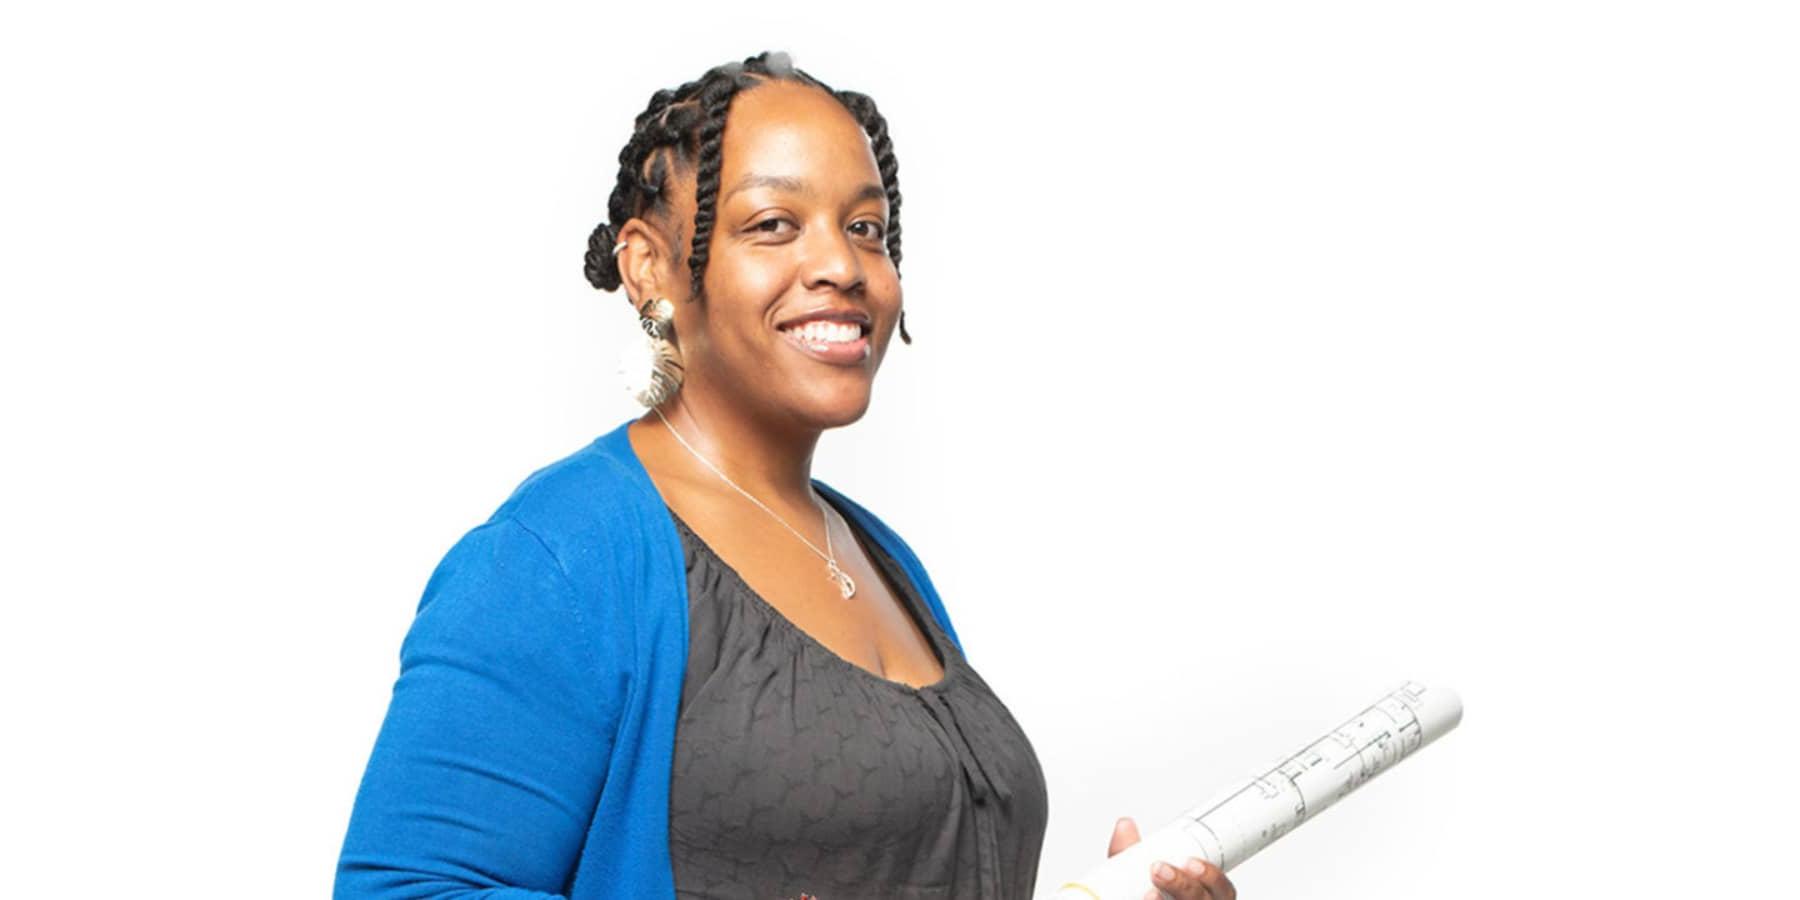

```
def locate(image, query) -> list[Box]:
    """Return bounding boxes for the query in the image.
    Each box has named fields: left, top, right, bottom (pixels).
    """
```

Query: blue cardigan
left=335, top=419, right=966, bottom=898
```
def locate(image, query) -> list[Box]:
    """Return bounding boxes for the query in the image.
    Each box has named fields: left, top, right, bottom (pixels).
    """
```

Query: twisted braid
left=832, top=90, right=903, bottom=270
left=583, top=50, right=908, bottom=344
left=584, top=85, right=697, bottom=291
left=684, top=71, right=744, bottom=299
left=831, top=88, right=911, bottom=343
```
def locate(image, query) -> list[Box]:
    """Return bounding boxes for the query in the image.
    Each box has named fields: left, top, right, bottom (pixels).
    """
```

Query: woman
left=335, top=51, right=1237, bottom=900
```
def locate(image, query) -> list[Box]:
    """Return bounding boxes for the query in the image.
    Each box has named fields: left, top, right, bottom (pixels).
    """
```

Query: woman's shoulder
left=411, top=423, right=670, bottom=673
left=479, top=423, right=674, bottom=583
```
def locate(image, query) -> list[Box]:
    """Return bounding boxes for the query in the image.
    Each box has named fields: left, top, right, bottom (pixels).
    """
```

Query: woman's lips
left=777, top=325, right=870, bottom=365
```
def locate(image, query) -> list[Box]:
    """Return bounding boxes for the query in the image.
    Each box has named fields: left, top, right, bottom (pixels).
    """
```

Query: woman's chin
left=790, top=385, right=874, bottom=430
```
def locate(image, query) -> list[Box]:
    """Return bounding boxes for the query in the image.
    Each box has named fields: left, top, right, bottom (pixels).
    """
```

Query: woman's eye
left=851, top=220, right=887, bottom=240
left=752, top=218, right=795, bottom=235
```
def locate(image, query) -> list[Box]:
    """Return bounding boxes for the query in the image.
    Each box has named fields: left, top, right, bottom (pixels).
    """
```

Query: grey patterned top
left=666, top=503, right=1050, bottom=900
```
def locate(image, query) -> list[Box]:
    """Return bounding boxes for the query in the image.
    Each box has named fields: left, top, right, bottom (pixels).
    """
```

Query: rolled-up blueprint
left=1046, top=680, right=1462, bottom=899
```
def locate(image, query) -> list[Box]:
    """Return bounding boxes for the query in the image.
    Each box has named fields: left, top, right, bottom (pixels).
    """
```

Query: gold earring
left=619, top=297, right=685, bottom=406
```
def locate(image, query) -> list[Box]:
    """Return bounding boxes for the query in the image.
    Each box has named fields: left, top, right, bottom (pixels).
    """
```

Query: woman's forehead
left=719, top=82, right=879, bottom=191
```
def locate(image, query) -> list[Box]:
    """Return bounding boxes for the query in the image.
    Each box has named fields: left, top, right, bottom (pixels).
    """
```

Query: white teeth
left=786, top=320, right=862, bottom=343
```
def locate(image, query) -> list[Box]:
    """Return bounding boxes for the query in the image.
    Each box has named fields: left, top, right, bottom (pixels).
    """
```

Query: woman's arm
left=335, top=516, right=619, bottom=899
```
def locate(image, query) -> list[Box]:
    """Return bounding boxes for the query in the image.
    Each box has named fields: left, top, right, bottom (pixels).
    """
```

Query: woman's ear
left=615, top=216, right=679, bottom=306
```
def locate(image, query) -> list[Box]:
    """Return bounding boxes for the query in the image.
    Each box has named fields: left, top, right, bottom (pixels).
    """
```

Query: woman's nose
left=799, top=226, right=865, bottom=294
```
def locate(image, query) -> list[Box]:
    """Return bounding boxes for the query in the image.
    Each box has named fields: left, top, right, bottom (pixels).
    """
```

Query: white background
left=3, top=1, right=1795, bottom=897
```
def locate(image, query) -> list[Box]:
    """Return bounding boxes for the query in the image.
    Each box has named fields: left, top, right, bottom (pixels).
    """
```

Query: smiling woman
left=593, top=65, right=906, bottom=432
left=333, top=51, right=1232, bottom=900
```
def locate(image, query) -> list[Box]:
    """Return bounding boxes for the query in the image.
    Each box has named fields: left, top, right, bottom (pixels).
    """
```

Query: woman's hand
left=1109, top=816, right=1239, bottom=900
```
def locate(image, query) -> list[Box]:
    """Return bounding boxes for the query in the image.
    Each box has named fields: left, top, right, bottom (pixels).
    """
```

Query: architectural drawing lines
left=1047, top=681, right=1463, bottom=899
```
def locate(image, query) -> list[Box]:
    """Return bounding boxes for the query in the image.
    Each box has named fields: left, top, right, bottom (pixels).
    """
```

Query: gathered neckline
left=665, top=503, right=959, bottom=695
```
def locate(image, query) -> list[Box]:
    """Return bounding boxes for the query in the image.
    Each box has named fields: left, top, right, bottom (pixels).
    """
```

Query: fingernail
left=1153, top=862, right=1175, bottom=881
left=1184, top=859, right=1207, bottom=876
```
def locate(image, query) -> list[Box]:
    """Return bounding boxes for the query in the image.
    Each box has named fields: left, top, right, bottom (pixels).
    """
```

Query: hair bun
left=584, top=220, right=622, bottom=291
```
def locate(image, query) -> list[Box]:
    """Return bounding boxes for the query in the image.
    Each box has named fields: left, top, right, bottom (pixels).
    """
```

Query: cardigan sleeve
left=335, top=516, right=619, bottom=899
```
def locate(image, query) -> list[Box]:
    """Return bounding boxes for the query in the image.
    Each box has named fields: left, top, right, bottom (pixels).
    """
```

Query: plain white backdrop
left=3, top=1, right=1795, bottom=897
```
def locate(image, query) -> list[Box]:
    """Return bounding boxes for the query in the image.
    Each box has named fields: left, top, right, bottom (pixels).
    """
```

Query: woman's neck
left=640, top=393, right=821, bottom=511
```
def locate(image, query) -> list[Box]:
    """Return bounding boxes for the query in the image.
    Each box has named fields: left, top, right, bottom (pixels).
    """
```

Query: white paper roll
left=1046, top=680, right=1462, bottom=899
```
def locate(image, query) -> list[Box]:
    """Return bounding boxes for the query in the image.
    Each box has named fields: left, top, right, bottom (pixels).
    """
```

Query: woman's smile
left=776, top=317, right=872, bottom=365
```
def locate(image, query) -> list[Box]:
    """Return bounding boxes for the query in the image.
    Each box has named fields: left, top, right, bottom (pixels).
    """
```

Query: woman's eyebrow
left=726, top=173, right=809, bottom=200
left=849, top=183, right=886, bottom=206
left=724, top=173, right=886, bottom=207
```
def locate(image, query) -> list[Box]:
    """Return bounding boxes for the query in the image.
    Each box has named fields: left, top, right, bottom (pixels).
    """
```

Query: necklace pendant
left=826, top=559, right=856, bottom=599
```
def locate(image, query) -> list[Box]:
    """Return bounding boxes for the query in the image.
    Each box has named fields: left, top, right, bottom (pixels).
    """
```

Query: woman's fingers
left=1206, top=863, right=1238, bottom=900
left=1111, top=820, right=1236, bottom=898
left=1147, top=857, right=1206, bottom=899
left=1147, top=857, right=1233, bottom=899
left=1108, top=817, right=1142, bottom=857
left=1185, top=857, right=1236, bottom=900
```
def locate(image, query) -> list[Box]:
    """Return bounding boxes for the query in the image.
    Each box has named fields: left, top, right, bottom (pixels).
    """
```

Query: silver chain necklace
left=652, top=406, right=857, bottom=599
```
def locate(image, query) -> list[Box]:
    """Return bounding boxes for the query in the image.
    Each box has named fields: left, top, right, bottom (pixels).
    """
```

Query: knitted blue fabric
left=335, top=418, right=965, bottom=898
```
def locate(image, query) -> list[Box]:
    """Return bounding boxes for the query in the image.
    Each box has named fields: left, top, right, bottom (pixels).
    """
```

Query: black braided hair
left=583, top=50, right=911, bottom=343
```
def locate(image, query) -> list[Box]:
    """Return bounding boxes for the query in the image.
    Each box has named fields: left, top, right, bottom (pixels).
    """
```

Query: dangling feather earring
left=618, top=296, right=684, bottom=407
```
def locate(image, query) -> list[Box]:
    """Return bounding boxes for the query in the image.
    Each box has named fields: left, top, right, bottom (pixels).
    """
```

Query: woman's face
left=641, top=80, right=901, bottom=434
